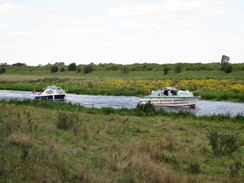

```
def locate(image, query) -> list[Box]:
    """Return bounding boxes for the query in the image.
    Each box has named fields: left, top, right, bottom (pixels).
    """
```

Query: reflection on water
left=0, top=90, right=243, bottom=116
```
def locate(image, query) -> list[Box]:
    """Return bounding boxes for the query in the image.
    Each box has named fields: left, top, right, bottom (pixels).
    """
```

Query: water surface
left=0, top=90, right=243, bottom=116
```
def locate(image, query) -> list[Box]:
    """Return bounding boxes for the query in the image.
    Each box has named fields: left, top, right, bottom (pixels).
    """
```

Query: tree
left=68, top=62, right=77, bottom=71
left=12, top=63, right=26, bottom=67
left=221, top=55, right=230, bottom=64
left=221, top=55, right=230, bottom=71
left=55, top=62, right=65, bottom=65
left=220, top=55, right=232, bottom=73
left=50, top=65, right=59, bottom=73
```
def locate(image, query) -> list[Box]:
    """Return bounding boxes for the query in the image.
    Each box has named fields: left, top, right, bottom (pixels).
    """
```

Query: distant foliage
left=163, top=66, right=169, bottom=75
left=55, top=62, right=65, bottom=65
left=60, top=67, right=65, bottom=72
left=50, top=65, right=59, bottom=73
left=0, top=68, right=6, bottom=74
left=83, top=64, right=94, bottom=74
left=77, top=68, right=81, bottom=73
left=220, top=55, right=232, bottom=73
left=122, top=66, right=129, bottom=73
left=12, top=63, right=27, bottom=67
left=68, top=62, right=77, bottom=71
left=174, top=64, right=182, bottom=73
left=223, top=64, right=233, bottom=73
left=221, top=55, right=230, bottom=64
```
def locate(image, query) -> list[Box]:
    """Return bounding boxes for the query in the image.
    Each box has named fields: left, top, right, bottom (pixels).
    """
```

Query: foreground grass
left=0, top=101, right=243, bottom=182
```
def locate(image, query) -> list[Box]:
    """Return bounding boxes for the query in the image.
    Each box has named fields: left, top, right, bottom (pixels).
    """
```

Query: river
left=0, top=90, right=243, bottom=116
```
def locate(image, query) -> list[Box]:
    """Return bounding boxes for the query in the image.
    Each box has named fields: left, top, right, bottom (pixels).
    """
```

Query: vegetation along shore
left=0, top=62, right=244, bottom=102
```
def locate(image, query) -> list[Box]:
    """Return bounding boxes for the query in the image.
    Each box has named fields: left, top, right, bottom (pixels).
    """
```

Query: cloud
left=1, top=0, right=244, bottom=65
left=0, top=3, right=40, bottom=16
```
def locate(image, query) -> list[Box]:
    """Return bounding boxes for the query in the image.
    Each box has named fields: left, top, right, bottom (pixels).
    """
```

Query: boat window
left=46, top=91, right=54, bottom=94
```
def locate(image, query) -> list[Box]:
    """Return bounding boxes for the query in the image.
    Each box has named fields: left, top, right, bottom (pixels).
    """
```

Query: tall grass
left=1, top=99, right=243, bottom=123
left=0, top=102, right=243, bottom=182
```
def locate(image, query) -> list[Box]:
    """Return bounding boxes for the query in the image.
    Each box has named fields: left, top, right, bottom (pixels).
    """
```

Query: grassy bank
left=0, top=100, right=243, bottom=182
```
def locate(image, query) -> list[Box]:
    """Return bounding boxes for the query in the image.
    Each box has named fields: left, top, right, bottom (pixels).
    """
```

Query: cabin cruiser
left=140, top=86, right=200, bottom=108
left=34, top=85, right=66, bottom=100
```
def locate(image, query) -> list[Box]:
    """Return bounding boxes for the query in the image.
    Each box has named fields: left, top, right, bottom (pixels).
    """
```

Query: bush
left=76, top=68, right=81, bottom=73
left=174, top=64, right=182, bottom=73
left=50, top=65, right=59, bottom=73
left=135, top=101, right=156, bottom=116
left=68, top=63, right=76, bottom=71
left=163, top=66, right=169, bottom=75
left=223, top=64, right=233, bottom=73
left=0, top=68, right=6, bottom=74
left=122, top=66, right=129, bottom=73
left=229, top=160, right=242, bottom=177
left=206, top=128, right=242, bottom=155
left=83, top=64, right=93, bottom=74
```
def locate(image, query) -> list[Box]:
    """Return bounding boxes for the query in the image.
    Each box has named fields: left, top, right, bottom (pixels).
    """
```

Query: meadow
left=0, top=100, right=243, bottom=182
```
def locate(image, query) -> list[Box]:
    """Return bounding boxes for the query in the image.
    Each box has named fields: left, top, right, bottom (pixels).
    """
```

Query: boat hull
left=35, top=94, right=65, bottom=100
left=140, top=97, right=200, bottom=108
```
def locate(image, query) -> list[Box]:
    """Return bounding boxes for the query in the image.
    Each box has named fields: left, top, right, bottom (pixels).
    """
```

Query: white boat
left=140, top=86, right=200, bottom=108
left=34, top=85, right=66, bottom=100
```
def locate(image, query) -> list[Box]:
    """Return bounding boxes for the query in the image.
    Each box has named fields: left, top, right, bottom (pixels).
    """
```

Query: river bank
left=0, top=101, right=243, bottom=182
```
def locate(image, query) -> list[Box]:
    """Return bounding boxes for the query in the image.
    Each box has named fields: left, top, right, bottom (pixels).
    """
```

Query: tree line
left=1, top=55, right=244, bottom=74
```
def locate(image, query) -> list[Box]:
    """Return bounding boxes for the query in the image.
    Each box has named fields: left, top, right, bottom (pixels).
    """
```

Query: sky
left=0, top=0, right=244, bottom=66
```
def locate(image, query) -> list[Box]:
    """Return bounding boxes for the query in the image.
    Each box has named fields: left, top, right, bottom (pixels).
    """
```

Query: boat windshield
left=160, top=86, right=177, bottom=90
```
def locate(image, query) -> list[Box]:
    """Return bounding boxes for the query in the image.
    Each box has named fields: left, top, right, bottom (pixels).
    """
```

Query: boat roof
left=160, top=86, right=177, bottom=90
left=46, top=85, right=63, bottom=90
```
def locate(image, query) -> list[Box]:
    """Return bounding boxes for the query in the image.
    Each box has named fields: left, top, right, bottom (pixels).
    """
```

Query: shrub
left=229, top=160, right=242, bottom=177
left=122, top=66, right=129, bottom=73
left=206, top=128, right=242, bottom=155
left=223, top=64, right=233, bottom=73
left=163, top=66, right=169, bottom=75
left=76, top=68, right=81, bottom=73
left=60, top=68, right=65, bottom=72
left=135, top=101, right=156, bottom=116
left=0, top=68, right=6, bottom=74
left=50, top=65, right=59, bottom=73
left=174, top=64, right=182, bottom=73
left=68, top=62, right=76, bottom=71
left=83, top=64, right=93, bottom=74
